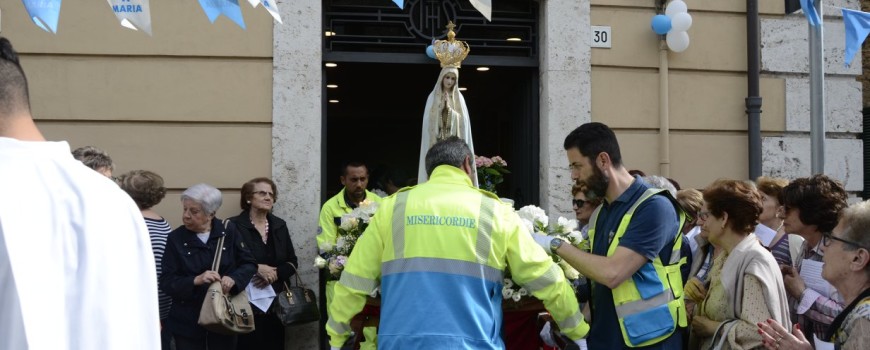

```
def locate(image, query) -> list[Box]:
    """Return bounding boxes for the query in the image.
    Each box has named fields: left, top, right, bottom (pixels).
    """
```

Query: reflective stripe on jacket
left=587, top=188, right=688, bottom=347
left=326, top=165, right=588, bottom=349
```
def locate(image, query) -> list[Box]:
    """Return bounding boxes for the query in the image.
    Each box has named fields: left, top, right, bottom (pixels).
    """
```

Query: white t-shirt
left=0, top=137, right=160, bottom=350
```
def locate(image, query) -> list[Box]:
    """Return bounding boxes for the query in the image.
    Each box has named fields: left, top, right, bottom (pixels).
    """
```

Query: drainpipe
left=659, top=40, right=670, bottom=177
left=656, top=0, right=670, bottom=177
left=746, top=0, right=762, bottom=180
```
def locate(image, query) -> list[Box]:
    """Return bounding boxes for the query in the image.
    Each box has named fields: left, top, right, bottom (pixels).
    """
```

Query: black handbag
left=275, top=263, right=320, bottom=326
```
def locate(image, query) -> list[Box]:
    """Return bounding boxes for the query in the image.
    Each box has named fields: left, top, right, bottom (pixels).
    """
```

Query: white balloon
left=671, top=12, right=693, bottom=31
left=665, top=0, right=688, bottom=17
left=666, top=31, right=690, bottom=52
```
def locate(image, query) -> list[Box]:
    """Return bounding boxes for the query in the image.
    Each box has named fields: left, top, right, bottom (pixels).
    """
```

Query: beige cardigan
left=715, top=233, right=792, bottom=347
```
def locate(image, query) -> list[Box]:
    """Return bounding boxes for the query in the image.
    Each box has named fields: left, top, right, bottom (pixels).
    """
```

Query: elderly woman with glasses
left=229, top=177, right=298, bottom=350
left=758, top=200, right=870, bottom=350
left=689, top=179, right=791, bottom=350
left=777, top=174, right=848, bottom=340
left=160, top=183, right=257, bottom=350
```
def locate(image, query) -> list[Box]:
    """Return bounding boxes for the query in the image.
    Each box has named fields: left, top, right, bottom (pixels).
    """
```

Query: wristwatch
left=549, top=237, right=564, bottom=253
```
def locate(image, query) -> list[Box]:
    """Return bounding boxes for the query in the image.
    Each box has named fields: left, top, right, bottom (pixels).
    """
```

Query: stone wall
left=760, top=1, right=863, bottom=193
left=862, top=0, right=870, bottom=107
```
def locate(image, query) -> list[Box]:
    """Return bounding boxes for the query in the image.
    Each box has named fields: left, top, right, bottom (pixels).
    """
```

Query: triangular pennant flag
left=246, top=0, right=281, bottom=24
left=107, top=0, right=152, bottom=35
left=469, top=0, right=492, bottom=21
left=22, top=0, right=62, bottom=33
left=800, top=0, right=821, bottom=26
left=198, top=0, right=246, bottom=29
left=392, top=0, right=404, bottom=10
left=842, top=9, right=870, bottom=67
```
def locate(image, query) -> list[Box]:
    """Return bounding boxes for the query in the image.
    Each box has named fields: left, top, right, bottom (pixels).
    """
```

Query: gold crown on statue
left=434, top=21, right=471, bottom=68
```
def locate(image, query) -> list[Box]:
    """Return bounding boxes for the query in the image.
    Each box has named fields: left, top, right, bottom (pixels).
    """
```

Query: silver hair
left=181, top=183, right=222, bottom=215
left=840, top=200, right=870, bottom=256
left=425, top=136, right=472, bottom=176
left=643, top=175, right=677, bottom=197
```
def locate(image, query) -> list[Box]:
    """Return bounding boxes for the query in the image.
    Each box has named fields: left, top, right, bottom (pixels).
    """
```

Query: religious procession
left=2, top=1, right=870, bottom=350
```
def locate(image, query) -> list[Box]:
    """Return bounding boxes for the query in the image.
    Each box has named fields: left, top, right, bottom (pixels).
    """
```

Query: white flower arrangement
left=504, top=205, right=589, bottom=305
left=315, top=199, right=380, bottom=280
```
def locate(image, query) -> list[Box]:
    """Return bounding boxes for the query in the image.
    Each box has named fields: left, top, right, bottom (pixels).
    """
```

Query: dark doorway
left=323, top=61, right=539, bottom=206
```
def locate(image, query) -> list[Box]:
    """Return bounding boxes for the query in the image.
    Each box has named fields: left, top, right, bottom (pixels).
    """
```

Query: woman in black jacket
left=230, top=177, right=298, bottom=350
left=160, top=183, right=257, bottom=350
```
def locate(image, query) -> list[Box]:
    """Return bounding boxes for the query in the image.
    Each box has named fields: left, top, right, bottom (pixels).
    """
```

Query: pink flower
left=475, top=156, right=487, bottom=167
left=336, top=255, right=348, bottom=267
left=491, top=156, right=507, bottom=167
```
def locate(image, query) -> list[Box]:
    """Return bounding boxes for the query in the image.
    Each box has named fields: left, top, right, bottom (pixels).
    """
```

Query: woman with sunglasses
left=229, top=177, right=298, bottom=350
left=758, top=200, right=870, bottom=350
left=777, top=175, right=848, bottom=341
left=571, top=184, right=600, bottom=234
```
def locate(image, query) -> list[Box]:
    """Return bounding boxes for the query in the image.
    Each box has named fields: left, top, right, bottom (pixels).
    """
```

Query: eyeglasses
left=253, top=191, right=275, bottom=198
left=572, top=199, right=586, bottom=208
left=697, top=211, right=711, bottom=221
left=822, top=232, right=866, bottom=249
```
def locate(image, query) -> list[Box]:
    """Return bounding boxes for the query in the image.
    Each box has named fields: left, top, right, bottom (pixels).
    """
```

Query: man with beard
left=532, top=122, right=687, bottom=350
left=317, top=160, right=383, bottom=349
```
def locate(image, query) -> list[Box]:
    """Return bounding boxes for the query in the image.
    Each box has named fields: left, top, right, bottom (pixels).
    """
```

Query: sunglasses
left=572, top=199, right=586, bottom=207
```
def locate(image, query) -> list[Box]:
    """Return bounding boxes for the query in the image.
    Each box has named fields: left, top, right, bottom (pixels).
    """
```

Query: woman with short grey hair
left=160, top=183, right=257, bottom=350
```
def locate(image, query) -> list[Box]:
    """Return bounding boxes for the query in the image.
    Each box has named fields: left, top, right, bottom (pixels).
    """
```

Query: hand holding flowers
left=314, top=199, right=379, bottom=280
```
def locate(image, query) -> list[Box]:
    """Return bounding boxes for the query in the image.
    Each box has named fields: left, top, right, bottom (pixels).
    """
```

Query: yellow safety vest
left=587, top=188, right=688, bottom=347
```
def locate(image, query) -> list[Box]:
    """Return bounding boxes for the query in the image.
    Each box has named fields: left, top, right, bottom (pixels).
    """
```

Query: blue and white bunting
left=246, top=0, right=282, bottom=24
left=800, top=0, right=821, bottom=26
left=107, top=0, right=152, bottom=35
left=22, top=0, right=62, bottom=33
left=469, top=0, right=492, bottom=21
left=842, top=9, right=870, bottom=67
left=392, top=0, right=404, bottom=10
left=198, top=0, right=246, bottom=29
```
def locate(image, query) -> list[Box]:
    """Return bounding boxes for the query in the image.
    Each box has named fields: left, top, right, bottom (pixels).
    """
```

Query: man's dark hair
left=425, top=136, right=471, bottom=175
left=563, top=122, right=623, bottom=167
left=0, top=37, right=31, bottom=117
left=341, top=160, right=368, bottom=176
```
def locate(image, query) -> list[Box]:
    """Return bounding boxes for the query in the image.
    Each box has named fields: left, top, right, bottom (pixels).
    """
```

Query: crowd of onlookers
left=72, top=146, right=296, bottom=350
left=570, top=170, right=870, bottom=350
left=73, top=144, right=870, bottom=350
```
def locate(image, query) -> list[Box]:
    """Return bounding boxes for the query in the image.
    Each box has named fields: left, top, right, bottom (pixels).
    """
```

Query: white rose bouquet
left=315, top=199, right=379, bottom=280
left=504, top=205, right=588, bottom=305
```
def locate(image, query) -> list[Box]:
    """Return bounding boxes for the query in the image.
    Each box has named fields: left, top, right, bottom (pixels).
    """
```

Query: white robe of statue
left=418, top=66, right=479, bottom=186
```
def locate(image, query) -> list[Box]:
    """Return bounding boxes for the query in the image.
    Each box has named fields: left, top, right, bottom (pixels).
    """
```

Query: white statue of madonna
left=417, top=22, right=479, bottom=187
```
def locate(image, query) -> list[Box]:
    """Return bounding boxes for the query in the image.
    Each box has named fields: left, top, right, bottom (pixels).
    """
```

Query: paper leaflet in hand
left=246, top=279, right=276, bottom=312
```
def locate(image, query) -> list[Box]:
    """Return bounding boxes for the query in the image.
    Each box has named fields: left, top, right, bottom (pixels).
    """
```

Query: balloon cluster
left=650, top=0, right=693, bottom=53
left=426, top=39, right=437, bottom=60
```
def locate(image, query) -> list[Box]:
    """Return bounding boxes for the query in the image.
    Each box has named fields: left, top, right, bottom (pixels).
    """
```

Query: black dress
left=230, top=210, right=299, bottom=350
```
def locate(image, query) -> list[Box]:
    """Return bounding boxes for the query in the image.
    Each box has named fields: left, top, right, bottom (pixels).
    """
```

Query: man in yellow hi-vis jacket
left=326, top=137, right=589, bottom=350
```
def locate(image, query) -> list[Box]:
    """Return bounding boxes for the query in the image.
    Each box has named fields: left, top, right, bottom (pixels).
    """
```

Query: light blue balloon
left=651, top=14, right=672, bottom=35
left=426, top=45, right=436, bottom=59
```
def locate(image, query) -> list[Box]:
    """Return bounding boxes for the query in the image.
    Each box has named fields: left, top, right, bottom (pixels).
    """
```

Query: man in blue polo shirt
left=534, top=122, right=684, bottom=349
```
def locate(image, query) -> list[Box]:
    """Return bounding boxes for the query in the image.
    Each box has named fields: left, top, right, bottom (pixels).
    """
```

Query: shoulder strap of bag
left=286, top=262, right=305, bottom=287
left=210, top=220, right=230, bottom=271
